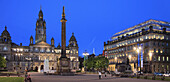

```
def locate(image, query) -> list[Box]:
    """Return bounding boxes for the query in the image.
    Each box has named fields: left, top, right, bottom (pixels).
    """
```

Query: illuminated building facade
left=0, top=7, right=79, bottom=72
left=104, top=19, right=170, bottom=73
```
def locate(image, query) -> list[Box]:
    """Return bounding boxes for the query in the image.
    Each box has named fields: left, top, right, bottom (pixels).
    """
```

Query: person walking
left=105, top=72, right=107, bottom=77
left=25, top=73, right=28, bottom=82
left=99, top=71, right=102, bottom=79
left=27, top=74, right=32, bottom=82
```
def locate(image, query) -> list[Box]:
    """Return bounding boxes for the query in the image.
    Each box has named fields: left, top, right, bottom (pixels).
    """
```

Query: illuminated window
left=158, top=36, right=160, bottom=39
left=40, top=48, right=44, bottom=52
left=160, top=50, right=163, bottom=53
left=20, top=49, right=23, bottom=52
left=46, top=48, right=50, bottom=52
left=162, top=65, right=164, bottom=68
left=163, top=56, right=164, bottom=61
left=146, top=36, right=148, bottom=39
left=13, top=49, right=16, bottom=51
left=161, top=36, right=164, bottom=40
left=167, top=57, right=169, bottom=61
left=167, top=65, right=169, bottom=70
left=156, top=50, right=158, bottom=53
left=153, top=35, right=156, bottom=39
left=158, top=56, right=160, bottom=61
left=3, top=46, right=7, bottom=50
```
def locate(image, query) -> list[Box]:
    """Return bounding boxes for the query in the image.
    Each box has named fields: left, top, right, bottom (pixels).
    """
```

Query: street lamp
left=114, top=57, right=118, bottom=72
left=83, top=51, right=89, bottom=60
left=149, top=52, right=153, bottom=73
left=133, top=46, right=142, bottom=74
left=114, top=57, right=117, bottom=63
left=83, top=50, right=89, bottom=72
left=128, top=55, right=131, bottom=62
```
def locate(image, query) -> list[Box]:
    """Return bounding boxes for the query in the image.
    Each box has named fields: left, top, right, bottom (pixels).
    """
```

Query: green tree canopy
left=83, top=56, right=109, bottom=71
left=0, top=56, right=7, bottom=68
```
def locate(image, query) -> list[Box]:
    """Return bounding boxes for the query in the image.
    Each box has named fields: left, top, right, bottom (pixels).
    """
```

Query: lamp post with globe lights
left=149, top=52, right=153, bottom=73
left=83, top=50, right=89, bottom=72
left=115, top=57, right=117, bottom=67
left=133, top=46, right=142, bottom=75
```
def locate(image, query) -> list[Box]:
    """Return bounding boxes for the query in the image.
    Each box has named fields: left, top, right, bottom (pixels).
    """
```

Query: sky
left=0, top=0, right=170, bottom=57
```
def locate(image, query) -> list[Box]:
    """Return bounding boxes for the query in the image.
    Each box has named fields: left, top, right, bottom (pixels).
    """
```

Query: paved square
left=28, top=72, right=169, bottom=82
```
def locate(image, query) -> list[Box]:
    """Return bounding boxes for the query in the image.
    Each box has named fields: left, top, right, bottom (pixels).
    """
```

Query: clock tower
left=35, top=6, right=46, bottom=43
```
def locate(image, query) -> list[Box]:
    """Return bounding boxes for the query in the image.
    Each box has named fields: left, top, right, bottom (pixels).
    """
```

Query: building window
left=160, top=50, right=163, bottom=53
left=40, top=48, right=44, bottom=52
left=163, top=56, right=165, bottom=61
left=167, top=65, right=169, bottom=70
left=153, top=42, right=156, bottom=46
left=162, top=43, right=164, bottom=46
left=162, top=65, right=164, bottom=68
left=3, top=46, right=8, bottom=51
left=153, top=35, right=156, bottom=39
left=158, top=42, right=160, bottom=46
left=167, top=57, right=169, bottom=61
left=154, top=49, right=156, bottom=53
left=158, top=56, right=160, bottom=61
left=145, top=36, right=148, bottom=39
left=158, top=49, right=160, bottom=54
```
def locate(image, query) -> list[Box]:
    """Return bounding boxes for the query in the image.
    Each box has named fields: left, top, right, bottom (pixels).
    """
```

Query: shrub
left=144, top=76, right=147, bottom=79
left=152, top=76, right=155, bottom=80
left=76, top=70, right=81, bottom=73
left=161, top=76, right=165, bottom=80
left=0, top=69, right=8, bottom=71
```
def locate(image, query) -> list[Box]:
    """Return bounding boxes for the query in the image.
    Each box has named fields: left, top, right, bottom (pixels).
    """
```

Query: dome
left=1, top=26, right=10, bottom=37
left=69, top=33, right=77, bottom=42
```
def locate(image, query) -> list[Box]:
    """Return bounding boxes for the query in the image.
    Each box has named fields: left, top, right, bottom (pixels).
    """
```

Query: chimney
left=104, top=42, right=106, bottom=45
left=142, top=28, right=145, bottom=35
left=20, top=43, right=22, bottom=46
left=149, top=26, right=153, bottom=32
left=163, top=28, right=166, bottom=34
left=107, top=41, right=109, bottom=44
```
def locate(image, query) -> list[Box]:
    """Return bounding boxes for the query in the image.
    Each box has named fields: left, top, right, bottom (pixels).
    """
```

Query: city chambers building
left=0, top=8, right=79, bottom=72
left=104, top=19, right=170, bottom=73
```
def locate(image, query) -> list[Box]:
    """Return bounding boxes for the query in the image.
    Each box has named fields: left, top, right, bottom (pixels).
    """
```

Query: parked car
left=154, top=72, right=163, bottom=76
left=163, top=73, right=170, bottom=77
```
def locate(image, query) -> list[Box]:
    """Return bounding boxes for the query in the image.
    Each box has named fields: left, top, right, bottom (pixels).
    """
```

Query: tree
left=83, top=57, right=95, bottom=70
left=0, top=56, right=7, bottom=68
left=83, top=56, right=109, bottom=71
left=95, top=56, right=109, bottom=71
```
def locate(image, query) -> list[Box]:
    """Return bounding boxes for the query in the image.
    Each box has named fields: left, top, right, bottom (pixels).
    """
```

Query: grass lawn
left=0, top=77, right=24, bottom=82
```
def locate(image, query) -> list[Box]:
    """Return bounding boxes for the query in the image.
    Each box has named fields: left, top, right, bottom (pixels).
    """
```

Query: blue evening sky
left=0, top=0, right=170, bottom=57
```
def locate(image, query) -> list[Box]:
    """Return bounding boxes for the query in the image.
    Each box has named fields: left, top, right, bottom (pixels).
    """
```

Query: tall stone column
left=61, top=6, right=67, bottom=58
left=58, top=6, right=72, bottom=75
